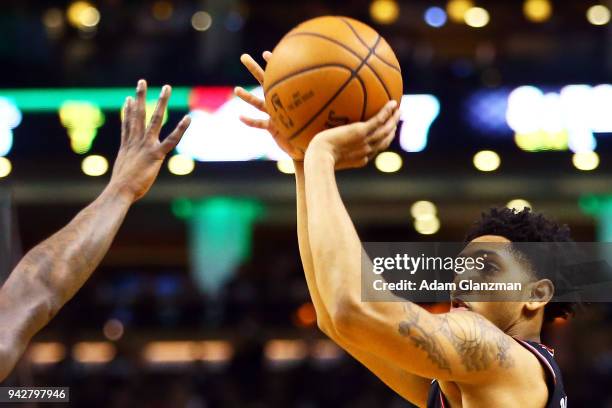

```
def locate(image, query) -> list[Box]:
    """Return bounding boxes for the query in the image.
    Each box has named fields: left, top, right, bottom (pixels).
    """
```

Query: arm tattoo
left=398, top=304, right=452, bottom=373
left=438, top=314, right=515, bottom=371
left=397, top=305, right=514, bottom=374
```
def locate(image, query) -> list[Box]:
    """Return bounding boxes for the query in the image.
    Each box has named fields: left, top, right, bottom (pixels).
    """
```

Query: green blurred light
left=187, top=197, right=263, bottom=295
left=0, top=87, right=191, bottom=112
left=579, top=195, right=601, bottom=215
left=171, top=198, right=194, bottom=219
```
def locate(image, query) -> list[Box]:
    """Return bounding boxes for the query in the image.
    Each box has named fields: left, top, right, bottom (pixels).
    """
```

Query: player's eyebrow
left=457, top=248, right=500, bottom=259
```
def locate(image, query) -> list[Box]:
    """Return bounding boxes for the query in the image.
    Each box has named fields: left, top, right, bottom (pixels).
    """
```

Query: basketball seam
left=341, top=18, right=393, bottom=100
left=285, top=32, right=387, bottom=76
left=285, top=31, right=393, bottom=101
left=340, top=18, right=402, bottom=73
left=354, top=72, right=367, bottom=121
left=287, top=37, right=380, bottom=140
left=264, top=63, right=354, bottom=95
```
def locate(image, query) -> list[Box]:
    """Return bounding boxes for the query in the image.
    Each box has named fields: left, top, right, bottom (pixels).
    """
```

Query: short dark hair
left=464, top=207, right=576, bottom=322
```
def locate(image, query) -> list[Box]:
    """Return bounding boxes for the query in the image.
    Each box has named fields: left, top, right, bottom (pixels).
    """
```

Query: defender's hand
left=307, top=101, right=399, bottom=170
left=110, top=80, right=191, bottom=202
left=235, top=51, right=303, bottom=160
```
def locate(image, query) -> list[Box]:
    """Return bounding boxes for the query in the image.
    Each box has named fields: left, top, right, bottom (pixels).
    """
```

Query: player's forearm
left=303, top=148, right=363, bottom=316
left=294, top=161, right=336, bottom=334
left=0, top=183, right=132, bottom=349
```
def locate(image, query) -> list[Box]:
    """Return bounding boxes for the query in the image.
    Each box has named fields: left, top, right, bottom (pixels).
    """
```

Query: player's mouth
left=450, top=298, right=470, bottom=312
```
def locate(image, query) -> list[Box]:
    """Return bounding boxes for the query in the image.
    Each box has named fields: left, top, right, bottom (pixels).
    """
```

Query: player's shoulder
left=439, top=311, right=544, bottom=380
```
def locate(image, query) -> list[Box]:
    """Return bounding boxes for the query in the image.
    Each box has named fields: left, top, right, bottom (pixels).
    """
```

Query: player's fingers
left=240, top=54, right=264, bottom=85
left=363, top=100, right=397, bottom=135
left=160, top=115, right=191, bottom=155
left=132, top=79, right=147, bottom=136
left=370, top=129, right=396, bottom=160
left=146, top=85, right=171, bottom=137
left=234, top=87, right=267, bottom=112
left=262, top=51, right=272, bottom=62
left=367, top=108, right=400, bottom=145
left=239, top=116, right=269, bottom=130
left=121, top=97, right=132, bottom=145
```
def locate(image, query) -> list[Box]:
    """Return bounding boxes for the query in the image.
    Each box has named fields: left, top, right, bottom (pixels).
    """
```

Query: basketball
left=263, top=16, right=403, bottom=154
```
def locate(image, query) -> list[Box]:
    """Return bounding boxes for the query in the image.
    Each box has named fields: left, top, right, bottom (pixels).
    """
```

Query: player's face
left=450, top=235, right=538, bottom=331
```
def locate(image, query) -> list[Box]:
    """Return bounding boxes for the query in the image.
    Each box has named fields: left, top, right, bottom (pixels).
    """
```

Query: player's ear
left=525, top=278, right=554, bottom=312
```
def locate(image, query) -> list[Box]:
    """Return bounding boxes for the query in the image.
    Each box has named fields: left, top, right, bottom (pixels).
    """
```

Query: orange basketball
left=263, top=16, right=403, bottom=155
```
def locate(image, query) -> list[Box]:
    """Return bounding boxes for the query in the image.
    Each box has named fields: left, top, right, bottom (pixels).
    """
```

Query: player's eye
left=481, top=261, right=499, bottom=274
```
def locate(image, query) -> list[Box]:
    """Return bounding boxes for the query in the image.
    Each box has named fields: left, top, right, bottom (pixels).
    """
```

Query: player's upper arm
left=335, top=335, right=432, bottom=407
left=331, top=298, right=521, bottom=383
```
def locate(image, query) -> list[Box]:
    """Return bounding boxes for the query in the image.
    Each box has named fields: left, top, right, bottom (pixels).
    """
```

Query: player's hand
left=235, top=51, right=303, bottom=160
left=109, top=79, right=191, bottom=202
left=307, top=101, right=400, bottom=170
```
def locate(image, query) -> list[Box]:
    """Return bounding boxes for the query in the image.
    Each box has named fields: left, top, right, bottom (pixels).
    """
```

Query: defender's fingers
left=146, top=85, right=171, bottom=136
left=262, top=51, right=272, bottom=62
left=160, top=115, right=191, bottom=155
left=363, top=100, right=398, bottom=134
left=234, top=87, right=267, bottom=112
left=121, top=97, right=132, bottom=145
left=132, top=79, right=147, bottom=134
left=239, top=116, right=269, bottom=130
left=240, top=54, right=264, bottom=85
left=367, top=108, right=400, bottom=145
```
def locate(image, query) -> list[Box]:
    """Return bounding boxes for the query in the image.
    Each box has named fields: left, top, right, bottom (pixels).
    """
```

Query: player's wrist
left=304, top=140, right=336, bottom=168
left=104, top=181, right=138, bottom=205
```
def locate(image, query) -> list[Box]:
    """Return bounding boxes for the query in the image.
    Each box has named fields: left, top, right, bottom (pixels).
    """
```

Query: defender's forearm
left=0, top=184, right=132, bottom=361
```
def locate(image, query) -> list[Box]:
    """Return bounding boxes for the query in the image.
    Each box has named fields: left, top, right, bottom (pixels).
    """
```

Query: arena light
left=264, top=340, right=308, bottom=363
left=28, top=342, right=66, bottom=365
left=424, top=6, right=448, bottom=27
left=143, top=341, right=199, bottom=363
left=66, top=1, right=99, bottom=30
left=370, top=0, right=400, bottom=24
left=293, top=302, right=317, bottom=328
left=176, top=87, right=288, bottom=161
left=72, top=342, right=116, bottom=364
left=464, top=7, right=490, bottom=28
left=374, top=151, right=402, bottom=173
left=414, top=216, right=440, bottom=235
left=192, top=11, right=213, bottom=31
left=311, top=340, right=342, bottom=361
left=152, top=1, right=174, bottom=21
left=0, top=87, right=190, bottom=112
left=276, top=158, right=295, bottom=174
left=82, top=155, right=109, bottom=177
left=446, top=0, right=474, bottom=23
left=0, top=158, right=12, bottom=178
left=0, top=97, right=21, bottom=156
left=42, top=8, right=64, bottom=30
left=504, top=84, right=612, bottom=152
left=59, top=101, right=105, bottom=154
left=473, top=150, right=500, bottom=172
left=507, top=199, right=532, bottom=211
left=572, top=151, right=599, bottom=171
left=398, top=94, right=440, bottom=152
left=168, top=154, right=195, bottom=175
left=587, top=5, right=611, bottom=26
left=103, top=319, right=124, bottom=341
left=410, top=200, right=437, bottom=219
left=523, top=0, right=552, bottom=23
left=201, top=341, right=233, bottom=363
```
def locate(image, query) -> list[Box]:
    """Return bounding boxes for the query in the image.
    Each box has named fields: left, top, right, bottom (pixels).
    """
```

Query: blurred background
left=1, top=0, right=612, bottom=406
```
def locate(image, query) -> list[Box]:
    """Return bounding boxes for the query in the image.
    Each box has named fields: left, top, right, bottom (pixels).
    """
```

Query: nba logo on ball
left=263, top=16, right=403, bottom=154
